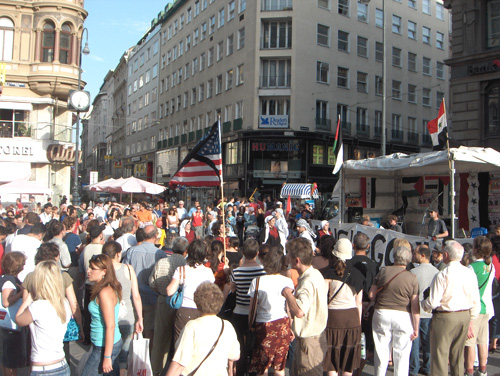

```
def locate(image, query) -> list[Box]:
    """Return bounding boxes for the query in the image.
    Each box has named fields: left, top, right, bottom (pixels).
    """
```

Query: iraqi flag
left=427, top=99, right=448, bottom=151
left=169, top=120, right=222, bottom=188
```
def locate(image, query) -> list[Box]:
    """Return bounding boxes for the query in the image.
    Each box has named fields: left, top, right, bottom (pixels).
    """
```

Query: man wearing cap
left=124, top=225, right=167, bottom=345
left=282, top=238, right=327, bottom=375
left=79, top=223, right=106, bottom=344
left=422, top=240, right=480, bottom=376
left=427, top=209, right=448, bottom=241
left=297, top=218, right=316, bottom=253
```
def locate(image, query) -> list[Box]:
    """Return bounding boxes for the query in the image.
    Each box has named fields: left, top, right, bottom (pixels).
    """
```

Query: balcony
left=408, top=131, right=419, bottom=143
left=168, top=138, right=173, bottom=147
left=315, top=118, right=331, bottom=132
left=233, top=118, right=243, bottom=131
left=392, top=129, right=404, bottom=141
left=223, top=121, right=232, bottom=133
left=261, top=37, right=292, bottom=50
left=356, top=124, right=370, bottom=137
left=261, top=0, right=293, bottom=11
left=157, top=141, right=162, bottom=149
left=422, top=134, right=432, bottom=146
left=162, top=139, right=167, bottom=148
left=196, top=129, right=203, bottom=140
left=341, top=121, right=351, bottom=136
left=189, top=131, right=195, bottom=142
left=260, top=75, right=291, bottom=89
left=181, top=134, right=187, bottom=144
left=374, top=127, right=382, bottom=138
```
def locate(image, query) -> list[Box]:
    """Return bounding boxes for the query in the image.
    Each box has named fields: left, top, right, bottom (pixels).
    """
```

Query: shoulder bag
left=328, top=272, right=351, bottom=305
left=167, top=266, right=185, bottom=310
left=189, top=318, right=224, bottom=376
left=245, top=277, right=260, bottom=359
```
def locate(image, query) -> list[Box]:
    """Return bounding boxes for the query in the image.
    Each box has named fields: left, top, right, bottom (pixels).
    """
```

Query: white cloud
left=89, top=54, right=105, bottom=62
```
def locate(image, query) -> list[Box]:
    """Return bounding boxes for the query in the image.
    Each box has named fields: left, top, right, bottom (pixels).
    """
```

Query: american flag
left=169, top=120, right=222, bottom=188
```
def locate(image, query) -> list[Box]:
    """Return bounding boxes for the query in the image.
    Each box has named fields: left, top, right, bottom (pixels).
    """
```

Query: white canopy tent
left=339, top=147, right=500, bottom=236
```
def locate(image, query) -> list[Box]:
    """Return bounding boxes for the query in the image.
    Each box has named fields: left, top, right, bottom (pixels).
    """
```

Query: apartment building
left=444, top=0, right=500, bottom=151
left=0, top=0, right=87, bottom=200
left=152, top=0, right=450, bottom=198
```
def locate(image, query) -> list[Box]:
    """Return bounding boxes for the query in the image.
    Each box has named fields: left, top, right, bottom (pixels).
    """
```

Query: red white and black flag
left=427, top=99, right=448, bottom=151
left=169, top=120, right=222, bottom=188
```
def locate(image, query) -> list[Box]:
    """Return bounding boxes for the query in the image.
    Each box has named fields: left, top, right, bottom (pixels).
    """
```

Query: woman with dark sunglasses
left=81, top=254, right=123, bottom=376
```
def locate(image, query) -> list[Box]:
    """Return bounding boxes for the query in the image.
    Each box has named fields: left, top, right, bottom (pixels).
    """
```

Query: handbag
left=218, top=291, right=237, bottom=320
left=363, top=269, right=406, bottom=322
left=63, top=317, right=80, bottom=342
left=328, top=272, right=351, bottom=305
left=189, top=319, right=224, bottom=376
left=245, top=277, right=260, bottom=358
left=166, top=266, right=185, bottom=310
left=0, top=275, right=22, bottom=331
left=127, top=333, right=153, bottom=376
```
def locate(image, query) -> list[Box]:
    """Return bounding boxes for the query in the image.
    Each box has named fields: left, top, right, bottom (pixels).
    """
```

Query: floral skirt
left=249, top=317, right=292, bottom=374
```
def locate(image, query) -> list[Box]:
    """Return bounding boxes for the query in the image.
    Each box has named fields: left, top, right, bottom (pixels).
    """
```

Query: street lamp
left=71, top=28, right=90, bottom=206
left=360, top=0, right=386, bottom=156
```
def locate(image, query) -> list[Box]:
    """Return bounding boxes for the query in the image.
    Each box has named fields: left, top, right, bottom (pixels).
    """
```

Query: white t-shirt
left=172, top=264, right=215, bottom=309
left=116, top=233, right=137, bottom=253
left=173, top=315, right=239, bottom=376
left=248, top=274, right=294, bottom=323
left=10, top=235, right=41, bottom=282
left=2, top=280, right=16, bottom=291
left=28, top=299, right=71, bottom=363
left=177, top=207, right=188, bottom=221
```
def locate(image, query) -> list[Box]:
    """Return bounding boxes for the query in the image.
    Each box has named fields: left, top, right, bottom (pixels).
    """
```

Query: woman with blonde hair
left=81, top=254, right=123, bottom=376
left=16, top=260, right=72, bottom=376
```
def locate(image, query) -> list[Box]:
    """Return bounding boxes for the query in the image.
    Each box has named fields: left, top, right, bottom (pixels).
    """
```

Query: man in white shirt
left=422, top=240, right=480, bottom=376
left=176, top=200, right=188, bottom=221
left=93, top=200, right=106, bottom=223
left=39, top=203, right=52, bottom=224
left=10, top=222, right=45, bottom=281
left=115, top=216, right=137, bottom=256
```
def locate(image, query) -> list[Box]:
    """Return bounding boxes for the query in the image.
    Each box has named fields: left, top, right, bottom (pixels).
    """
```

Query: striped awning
left=280, top=183, right=320, bottom=199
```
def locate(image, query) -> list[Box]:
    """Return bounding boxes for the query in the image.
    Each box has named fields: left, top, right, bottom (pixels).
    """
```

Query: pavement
left=4, top=340, right=500, bottom=375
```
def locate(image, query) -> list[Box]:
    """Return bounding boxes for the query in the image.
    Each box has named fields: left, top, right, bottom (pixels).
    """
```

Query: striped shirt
left=231, top=265, right=266, bottom=315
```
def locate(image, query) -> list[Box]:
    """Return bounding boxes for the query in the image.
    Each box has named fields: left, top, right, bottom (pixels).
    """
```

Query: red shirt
left=192, top=212, right=203, bottom=227
left=185, top=230, right=196, bottom=244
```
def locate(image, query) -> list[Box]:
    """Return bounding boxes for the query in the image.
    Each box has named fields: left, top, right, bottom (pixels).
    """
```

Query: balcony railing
left=260, top=75, right=291, bottom=89
left=316, top=118, right=331, bottom=132
left=261, top=0, right=293, bottom=11
left=356, top=124, right=370, bottom=136
left=223, top=121, right=232, bottom=133
left=408, top=131, right=419, bottom=143
left=196, top=129, right=203, bottom=140
left=189, top=131, right=195, bottom=142
left=181, top=134, right=187, bottom=143
left=261, top=37, right=292, bottom=50
left=422, top=134, right=432, bottom=145
left=233, top=118, right=243, bottom=131
left=341, top=121, right=351, bottom=136
left=374, top=126, right=382, bottom=138
left=392, top=129, right=404, bottom=141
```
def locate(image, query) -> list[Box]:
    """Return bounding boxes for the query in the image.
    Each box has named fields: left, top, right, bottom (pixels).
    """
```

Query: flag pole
left=443, top=98, right=455, bottom=237
left=217, top=114, right=227, bottom=260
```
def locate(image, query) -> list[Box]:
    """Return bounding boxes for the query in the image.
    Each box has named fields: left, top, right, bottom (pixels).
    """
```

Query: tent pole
left=340, top=167, right=344, bottom=224
left=450, top=157, right=455, bottom=238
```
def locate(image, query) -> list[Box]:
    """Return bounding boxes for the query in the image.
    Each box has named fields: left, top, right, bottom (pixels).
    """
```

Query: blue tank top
left=88, top=298, right=121, bottom=347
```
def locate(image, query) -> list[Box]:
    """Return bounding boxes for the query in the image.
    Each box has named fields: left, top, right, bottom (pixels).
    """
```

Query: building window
left=408, top=52, right=417, bottom=71
left=375, top=42, right=383, bottom=62
left=436, top=2, right=444, bottom=20
left=356, top=107, right=368, bottom=131
left=208, top=47, right=214, bottom=66
left=193, top=29, right=199, bottom=45
left=358, top=2, right=368, bottom=22
left=437, top=61, right=445, bottom=79
left=408, top=84, right=416, bottom=103
left=200, top=53, right=206, bottom=71
left=201, top=22, right=207, bottom=40
left=338, top=30, right=349, bottom=52
left=226, top=69, right=233, bottom=90
left=217, top=41, right=224, bottom=61
left=263, top=21, right=292, bottom=49
left=392, top=114, right=402, bottom=131
left=260, top=98, right=290, bottom=116
left=262, top=59, right=291, bottom=87
left=339, top=0, right=349, bottom=16
left=408, top=21, right=416, bottom=40
left=392, top=15, right=402, bottom=34
left=316, top=100, right=329, bottom=127
left=191, top=88, right=197, bottom=105
left=357, top=71, right=368, bottom=93
left=317, top=61, right=330, bottom=83
left=59, top=23, right=72, bottom=64
left=357, top=36, right=368, bottom=57
left=187, top=7, right=192, bottom=23
left=186, top=35, right=191, bottom=51
left=228, top=1, right=236, bottom=20
left=408, top=0, right=416, bottom=9
left=392, top=80, right=402, bottom=100
left=219, top=8, right=225, bottom=28
left=42, top=21, right=55, bottom=62
left=337, top=103, right=349, bottom=123
left=317, top=24, right=329, bottom=46
left=423, top=0, right=430, bottom=14
left=436, top=91, right=444, bottom=109
left=238, top=27, right=246, bottom=49
left=237, top=64, right=244, bottom=85
left=312, top=145, right=325, bottom=165
left=375, top=76, right=383, bottom=95
left=392, top=47, right=401, bottom=67
left=235, top=101, right=243, bottom=118
left=319, top=0, right=330, bottom=9
left=227, top=34, right=234, bottom=55
left=337, top=66, right=349, bottom=88
left=216, top=74, right=223, bottom=94
left=375, top=8, right=384, bottom=28
left=422, top=88, right=431, bottom=106
left=192, top=58, right=198, bottom=75
left=436, top=31, right=444, bottom=49
left=375, top=110, right=382, bottom=131
left=423, top=26, right=431, bottom=44
left=210, top=15, right=216, bottom=34
left=199, top=84, right=204, bottom=102
left=207, top=79, right=213, bottom=98
left=239, top=0, right=246, bottom=12
left=423, top=57, right=431, bottom=75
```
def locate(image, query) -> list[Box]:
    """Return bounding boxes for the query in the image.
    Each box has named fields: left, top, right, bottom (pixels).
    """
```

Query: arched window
left=0, top=17, right=14, bottom=61
left=41, top=21, right=55, bottom=62
left=59, top=23, right=72, bottom=64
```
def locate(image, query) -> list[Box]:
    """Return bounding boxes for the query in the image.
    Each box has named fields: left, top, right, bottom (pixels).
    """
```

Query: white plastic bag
left=127, top=333, right=152, bottom=376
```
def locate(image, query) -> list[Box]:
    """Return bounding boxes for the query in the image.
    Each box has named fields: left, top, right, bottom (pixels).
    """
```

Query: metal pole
left=72, top=28, right=89, bottom=206
left=381, top=0, right=387, bottom=156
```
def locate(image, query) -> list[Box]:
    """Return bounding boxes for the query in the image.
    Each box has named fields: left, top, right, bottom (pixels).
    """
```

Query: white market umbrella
left=0, top=179, right=52, bottom=195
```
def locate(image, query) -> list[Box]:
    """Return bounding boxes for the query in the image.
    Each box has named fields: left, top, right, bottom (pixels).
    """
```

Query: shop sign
left=468, top=59, right=500, bottom=76
left=251, top=142, right=299, bottom=152
left=0, top=139, right=47, bottom=163
left=47, top=144, right=82, bottom=164
left=131, top=156, right=141, bottom=162
left=259, top=115, right=289, bottom=128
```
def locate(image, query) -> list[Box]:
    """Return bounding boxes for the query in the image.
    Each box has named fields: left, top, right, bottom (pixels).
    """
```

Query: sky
left=82, top=0, right=172, bottom=101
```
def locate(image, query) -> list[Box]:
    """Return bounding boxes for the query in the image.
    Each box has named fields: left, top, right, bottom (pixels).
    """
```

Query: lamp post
left=72, top=28, right=90, bottom=206
left=360, top=0, right=386, bottom=156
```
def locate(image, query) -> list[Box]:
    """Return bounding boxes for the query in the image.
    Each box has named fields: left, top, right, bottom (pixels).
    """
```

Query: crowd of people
left=0, top=195, right=498, bottom=376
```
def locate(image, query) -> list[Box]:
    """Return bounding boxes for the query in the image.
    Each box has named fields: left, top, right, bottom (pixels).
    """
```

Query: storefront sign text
left=252, top=142, right=299, bottom=152
left=0, top=145, right=33, bottom=156
left=47, top=144, right=82, bottom=164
